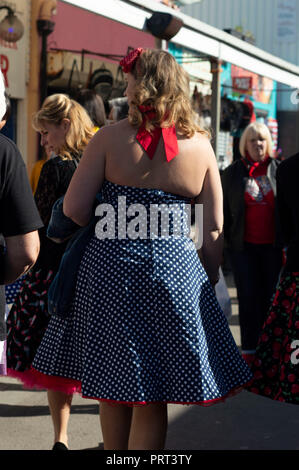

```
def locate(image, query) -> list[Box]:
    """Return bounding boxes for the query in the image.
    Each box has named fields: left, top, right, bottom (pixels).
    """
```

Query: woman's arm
left=195, top=142, right=224, bottom=285
left=63, top=128, right=107, bottom=226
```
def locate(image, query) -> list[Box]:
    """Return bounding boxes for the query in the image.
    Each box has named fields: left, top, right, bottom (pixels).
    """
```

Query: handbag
left=215, top=268, right=232, bottom=320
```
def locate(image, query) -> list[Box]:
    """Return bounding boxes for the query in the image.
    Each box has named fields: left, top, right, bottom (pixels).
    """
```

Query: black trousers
left=229, top=242, right=282, bottom=352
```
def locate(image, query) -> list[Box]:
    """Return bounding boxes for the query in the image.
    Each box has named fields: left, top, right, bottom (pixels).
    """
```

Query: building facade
left=181, top=0, right=299, bottom=157
left=0, top=0, right=31, bottom=162
left=1, top=0, right=299, bottom=171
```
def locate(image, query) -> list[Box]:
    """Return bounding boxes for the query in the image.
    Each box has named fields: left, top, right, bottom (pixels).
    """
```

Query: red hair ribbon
left=120, top=47, right=143, bottom=73
left=136, top=105, right=178, bottom=162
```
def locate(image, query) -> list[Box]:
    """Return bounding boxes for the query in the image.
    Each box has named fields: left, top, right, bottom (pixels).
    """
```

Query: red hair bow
left=120, top=47, right=143, bottom=73
left=136, top=105, right=178, bottom=162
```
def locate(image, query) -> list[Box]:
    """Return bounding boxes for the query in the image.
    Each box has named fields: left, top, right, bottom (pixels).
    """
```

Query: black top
left=276, top=152, right=299, bottom=271
left=0, top=134, right=43, bottom=341
left=0, top=135, right=42, bottom=237
left=33, top=155, right=79, bottom=273
left=221, top=157, right=281, bottom=251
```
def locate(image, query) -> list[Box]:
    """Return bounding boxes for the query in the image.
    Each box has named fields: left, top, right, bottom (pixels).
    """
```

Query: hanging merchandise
left=220, top=97, right=256, bottom=134
left=110, top=65, right=127, bottom=100
left=67, top=59, right=83, bottom=93
left=267, top=118, right=278, bottom=151
left=243, top=98, right=256, bottom=123
left=220, top=97, right=236, bottom=132
left=89, top=65, right=114, bottom=102
left=47, top=50, right=64, bottom=81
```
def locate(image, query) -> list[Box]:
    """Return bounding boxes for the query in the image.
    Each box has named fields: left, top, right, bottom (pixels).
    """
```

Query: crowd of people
left=0, top=47, right=298, bottom=450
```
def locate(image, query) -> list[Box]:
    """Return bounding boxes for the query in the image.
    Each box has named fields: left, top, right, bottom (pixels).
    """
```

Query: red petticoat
left=7, top=368, right=81, bottom=395
left=7, top=366, right=252, bottom=407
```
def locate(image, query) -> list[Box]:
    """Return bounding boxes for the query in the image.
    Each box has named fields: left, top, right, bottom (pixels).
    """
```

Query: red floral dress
left=247, top=271, right=299, bottom=403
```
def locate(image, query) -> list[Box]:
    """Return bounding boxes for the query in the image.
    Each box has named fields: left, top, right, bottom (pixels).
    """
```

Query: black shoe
left=52, top=442, right=68, bottom=451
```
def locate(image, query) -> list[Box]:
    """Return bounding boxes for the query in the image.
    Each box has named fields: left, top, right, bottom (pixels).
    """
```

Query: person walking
left=248, top=151, right=299, bottom=403
left=6, top=93, right=94, bottom=449
left=221, top=122, right=282, bottom=364
left=0, top=70, right=42, bottom=376
left=30, top=48, right=252, bottom=450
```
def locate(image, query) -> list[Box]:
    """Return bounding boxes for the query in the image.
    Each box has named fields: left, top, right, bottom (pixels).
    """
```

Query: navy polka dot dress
left=32, top=181, right=253, bottom=405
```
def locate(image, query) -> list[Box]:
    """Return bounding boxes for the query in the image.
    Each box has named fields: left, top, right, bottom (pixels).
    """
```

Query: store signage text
left=232, top=76, right=253, bottom=92
left=0, top=55, right=9, bottom=87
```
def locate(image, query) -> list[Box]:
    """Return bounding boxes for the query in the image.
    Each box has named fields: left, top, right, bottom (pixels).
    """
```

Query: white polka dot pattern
left=33, top=181, right=253, bottom=404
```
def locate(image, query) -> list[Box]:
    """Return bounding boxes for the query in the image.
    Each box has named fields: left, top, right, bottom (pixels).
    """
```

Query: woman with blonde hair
left=221, top=121, right=283, bottom=365
left=31, top=48, right=252, bottom=450
left=6, top=93, right=94, bottom=450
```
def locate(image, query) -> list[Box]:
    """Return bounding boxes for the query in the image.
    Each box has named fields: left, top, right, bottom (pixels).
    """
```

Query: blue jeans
left=229, top=243, right=282, bottom=352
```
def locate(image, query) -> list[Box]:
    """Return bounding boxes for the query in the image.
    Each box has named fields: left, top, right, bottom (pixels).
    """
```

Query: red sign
left=0, top=55, right=9, bottom=87
left=232, top=76, right=252, bottom=93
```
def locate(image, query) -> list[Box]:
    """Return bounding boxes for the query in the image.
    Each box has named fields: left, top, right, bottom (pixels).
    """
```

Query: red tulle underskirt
left=6, top=367, right=252, bottom=407
left=7, top=368, right=81, bottom=395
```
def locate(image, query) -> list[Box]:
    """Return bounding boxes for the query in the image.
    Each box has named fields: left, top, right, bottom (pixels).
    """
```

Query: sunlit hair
left=32, top=93, right=94, bottom=160
left=239, top=121, right=273, bottom=158
left=128, top=48, right=209, bottom=138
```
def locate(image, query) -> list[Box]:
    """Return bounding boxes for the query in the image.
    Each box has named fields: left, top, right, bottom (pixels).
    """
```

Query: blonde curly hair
left=32, top=93, right=94, bottom=160
left=128, top=49, right=208, bottom=138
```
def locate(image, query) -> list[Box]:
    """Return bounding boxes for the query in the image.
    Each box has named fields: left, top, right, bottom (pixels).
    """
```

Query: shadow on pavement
left=0, top=403, right=99, bottom=418
left=0, top=382, right=42, bottom=392
left=165, top=390, right=299, bottom=450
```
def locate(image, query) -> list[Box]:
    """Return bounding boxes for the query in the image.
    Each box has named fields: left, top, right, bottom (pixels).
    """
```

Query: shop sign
left=231, top=65, right=274, bottom=104
left=232, top=76, right=252, bottom=95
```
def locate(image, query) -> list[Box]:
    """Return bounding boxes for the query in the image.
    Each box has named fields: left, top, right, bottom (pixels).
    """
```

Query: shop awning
left=62, top=0, right=299, bottom=88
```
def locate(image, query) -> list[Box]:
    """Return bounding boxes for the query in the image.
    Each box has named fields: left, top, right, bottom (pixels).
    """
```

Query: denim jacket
left=47, top=195, right=100, bottom=318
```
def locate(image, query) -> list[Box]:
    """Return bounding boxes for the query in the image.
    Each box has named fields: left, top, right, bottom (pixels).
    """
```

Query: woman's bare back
left=104, top=118, right=214, bottom=199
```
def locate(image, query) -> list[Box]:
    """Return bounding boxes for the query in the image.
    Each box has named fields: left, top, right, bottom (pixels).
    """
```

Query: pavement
left=1, top=274, right=299, bottom=451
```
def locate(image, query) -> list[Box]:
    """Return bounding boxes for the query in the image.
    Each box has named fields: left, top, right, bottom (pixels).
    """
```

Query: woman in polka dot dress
left=31, top=48, right=253, bottom=450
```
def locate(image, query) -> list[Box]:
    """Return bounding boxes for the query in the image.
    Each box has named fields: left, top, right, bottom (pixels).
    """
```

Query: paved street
left=1, top=276, right=299, bottom=451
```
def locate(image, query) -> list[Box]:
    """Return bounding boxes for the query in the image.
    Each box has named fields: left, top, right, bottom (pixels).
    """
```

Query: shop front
left=27, top=0, right=299, bottom=168
left=219, top=61, right=278, bottom=168
left=168, top=42, right=212, bottom=131
left=45, top=1, right=156, bottom=107
left=0, top=0, right=29, bottom=160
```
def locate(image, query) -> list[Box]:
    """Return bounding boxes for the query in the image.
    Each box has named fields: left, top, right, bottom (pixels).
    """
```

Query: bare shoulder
left=179, top=131, right=216, bottom=163
left=105, top=118, right=132, bottom=134
left=194, top=132, right=214, bottom=152
left=94, top=119, right=135, bottom=144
